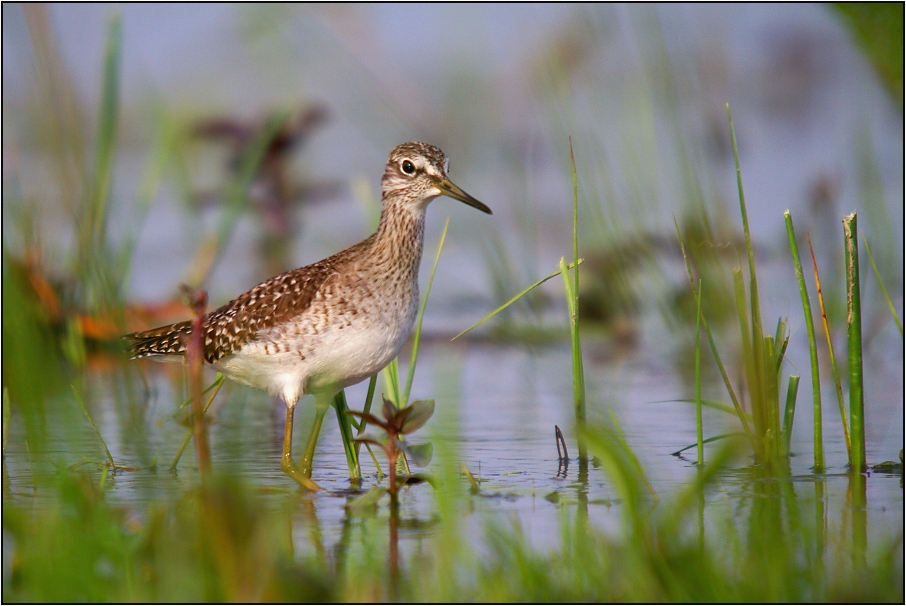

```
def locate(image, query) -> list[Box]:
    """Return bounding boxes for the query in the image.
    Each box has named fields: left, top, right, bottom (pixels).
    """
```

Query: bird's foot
left=281, top=454, right=321, bottom=492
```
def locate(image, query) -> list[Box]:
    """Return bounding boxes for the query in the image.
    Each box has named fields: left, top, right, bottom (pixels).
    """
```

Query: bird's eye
left=401, top=160, right=416, bottom=175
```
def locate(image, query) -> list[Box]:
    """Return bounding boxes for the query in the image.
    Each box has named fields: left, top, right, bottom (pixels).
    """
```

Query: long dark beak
left=436, top=178, right=492, bottom=214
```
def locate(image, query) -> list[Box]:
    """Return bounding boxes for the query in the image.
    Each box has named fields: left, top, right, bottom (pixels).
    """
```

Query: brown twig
left=555, top=425, right=569, bottom=460
left=183, top=285, right=212, bottom=478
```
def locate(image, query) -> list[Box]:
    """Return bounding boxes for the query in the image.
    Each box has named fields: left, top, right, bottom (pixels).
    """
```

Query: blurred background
left=4, top=4, right=902, bottom=298
left=2, top=4, right=903, bottom=597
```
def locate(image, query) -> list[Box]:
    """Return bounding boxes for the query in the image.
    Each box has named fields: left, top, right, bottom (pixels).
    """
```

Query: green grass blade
left=78, top=13, right=122, bottom=311
left=332, top=390, right=361, bottom=481
left=782, top=375, right=801, bottom=456
left=862, top=232, right=903, bottom=337
left=843, top=213, right=865, bottom=472
left=382, top=358, right=402, bottom=409
left=807, top=234, right=852, bottom=460
left=452, top=260, right=582, bottom=341
left=569, top=138, right=580, bottom=311
left=673, top=216, right=753, bottom=441
left=73, top=386, right=114, bottom=469
left=694, top=278, right=704, bottom=466
left=608, top=409, right=657, bottom=501
left=170, top=374, right=223, bottom=471
left=733, top=269, right=758, bottom=422
left=774, top=317, right=790, bottom=373
left=354, top=374, right=379, bottom=461
left=403, top=218, right=450, bottom=405
left=670, top=432, right=748, bottom=457
left=560, top=257, right=587, bottom=462
left=784, top=210, right=824, bottom=470
left=567, top=139, right=587, bottom=462
left=90, top=14, right=121, bottom=245
left=728, top=105, right=771, bottom=461
left=656, top=398, right=753, bottom=420
left=763, top=335, right=781, bottom=458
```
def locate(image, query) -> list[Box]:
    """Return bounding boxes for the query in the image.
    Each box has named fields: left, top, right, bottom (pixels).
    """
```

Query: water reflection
left=2, top=327, right=902, bottom=597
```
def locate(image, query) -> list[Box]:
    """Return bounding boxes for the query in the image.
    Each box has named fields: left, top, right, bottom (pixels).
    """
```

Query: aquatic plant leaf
left=348, top=409, right=386, bottom=430
left=347, top=486, right=387, bottom=510
left=461, top=464, right=480, bottom=493
left=352, top=433, right=386, bottom=449
left=382, top=397, right=398, bottom=423
left=400, top=399, right=435, bottom=434
left=404, top=442, right=433, bottom=467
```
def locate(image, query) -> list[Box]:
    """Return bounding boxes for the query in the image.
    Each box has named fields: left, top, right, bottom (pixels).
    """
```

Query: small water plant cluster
left=350, top=397, right=435, bottom=502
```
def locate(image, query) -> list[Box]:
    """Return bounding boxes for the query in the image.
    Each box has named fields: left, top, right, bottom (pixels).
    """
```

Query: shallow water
left=4, top=324, right=902, bottom=559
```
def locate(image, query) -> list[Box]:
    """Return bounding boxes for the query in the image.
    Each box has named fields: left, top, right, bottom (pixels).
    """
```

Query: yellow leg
left=298, top=399, right=330, bottom=477
left=281, top=403, right=321, bottom=492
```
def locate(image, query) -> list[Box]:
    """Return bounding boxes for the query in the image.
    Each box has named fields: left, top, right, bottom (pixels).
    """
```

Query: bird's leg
left=281, top=402, right=321, bottom=492
left=298, top=397, right=330, bottom=478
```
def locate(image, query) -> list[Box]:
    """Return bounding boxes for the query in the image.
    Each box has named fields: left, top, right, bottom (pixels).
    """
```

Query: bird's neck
left=371, top=198, right=427, bottom=278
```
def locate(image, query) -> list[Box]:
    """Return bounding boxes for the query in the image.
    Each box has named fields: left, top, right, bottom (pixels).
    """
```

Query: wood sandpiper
left=125, top=142, right=491, bottom=489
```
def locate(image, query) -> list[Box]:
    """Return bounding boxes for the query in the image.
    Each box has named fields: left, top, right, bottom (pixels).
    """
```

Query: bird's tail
left=123, top=320, right=192, bottom=360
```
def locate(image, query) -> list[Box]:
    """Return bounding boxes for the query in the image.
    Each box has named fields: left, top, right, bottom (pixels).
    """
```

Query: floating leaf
left=347, top=486, right=387, bottom=510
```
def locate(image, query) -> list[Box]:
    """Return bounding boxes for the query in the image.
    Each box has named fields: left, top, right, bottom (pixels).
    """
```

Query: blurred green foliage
left=3, top=435, right=902, bottom=602
left=832, top=3, right=905, bottom=110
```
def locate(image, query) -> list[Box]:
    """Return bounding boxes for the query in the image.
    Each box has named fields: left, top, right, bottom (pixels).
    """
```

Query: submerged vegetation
left=3, top=6, right=903, bottom=603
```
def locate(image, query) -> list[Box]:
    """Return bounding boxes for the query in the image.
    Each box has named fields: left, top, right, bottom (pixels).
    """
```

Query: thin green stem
left=567, top=138, right=587, bottom=462
left=862, top=233, right=903, bottom=337
left=383, top=358, right=402, bottom=408
left=673, top=217, right=753, bottom=442
left=79, top=14, right=121, bottom=311
left=332, top=390, right=361, bottom=482
left=784, top=210, right=824, bottom=470
left=403, top=218, right=450, bottom=405
left=843, top=213, right=865, bottom=472
left=354, top=374, right=378, bottom=455
left=807, top=234, right=852, bottom=460
left=170, top=374, right=224, bottom=471
left=694, top=278, right=704, bottom=466
left=73, top=386, right=115, bottom=470
left=452, top=260, right=582, bottom=341
left=782, top=375, right=800, bottom=457
left=560, top=258, right=587, bottom=461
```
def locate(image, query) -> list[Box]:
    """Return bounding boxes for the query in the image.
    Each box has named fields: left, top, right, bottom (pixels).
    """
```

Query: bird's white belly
left=213, top=300, right=415, bottom=405
left=304, top=312, right=413, bottom=391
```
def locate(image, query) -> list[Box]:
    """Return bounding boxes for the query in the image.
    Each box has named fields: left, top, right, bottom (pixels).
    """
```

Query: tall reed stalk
left=843, top=213, right=866, bottom=472
left=784, top=211, right=824, bottom=470
left=566, top=139, right=587, bottom=462
left=807, top=236, right=852, bottom=460
left=77, top=14, right=121, bottom=313
left=727, top=105, right=784, bottom=465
